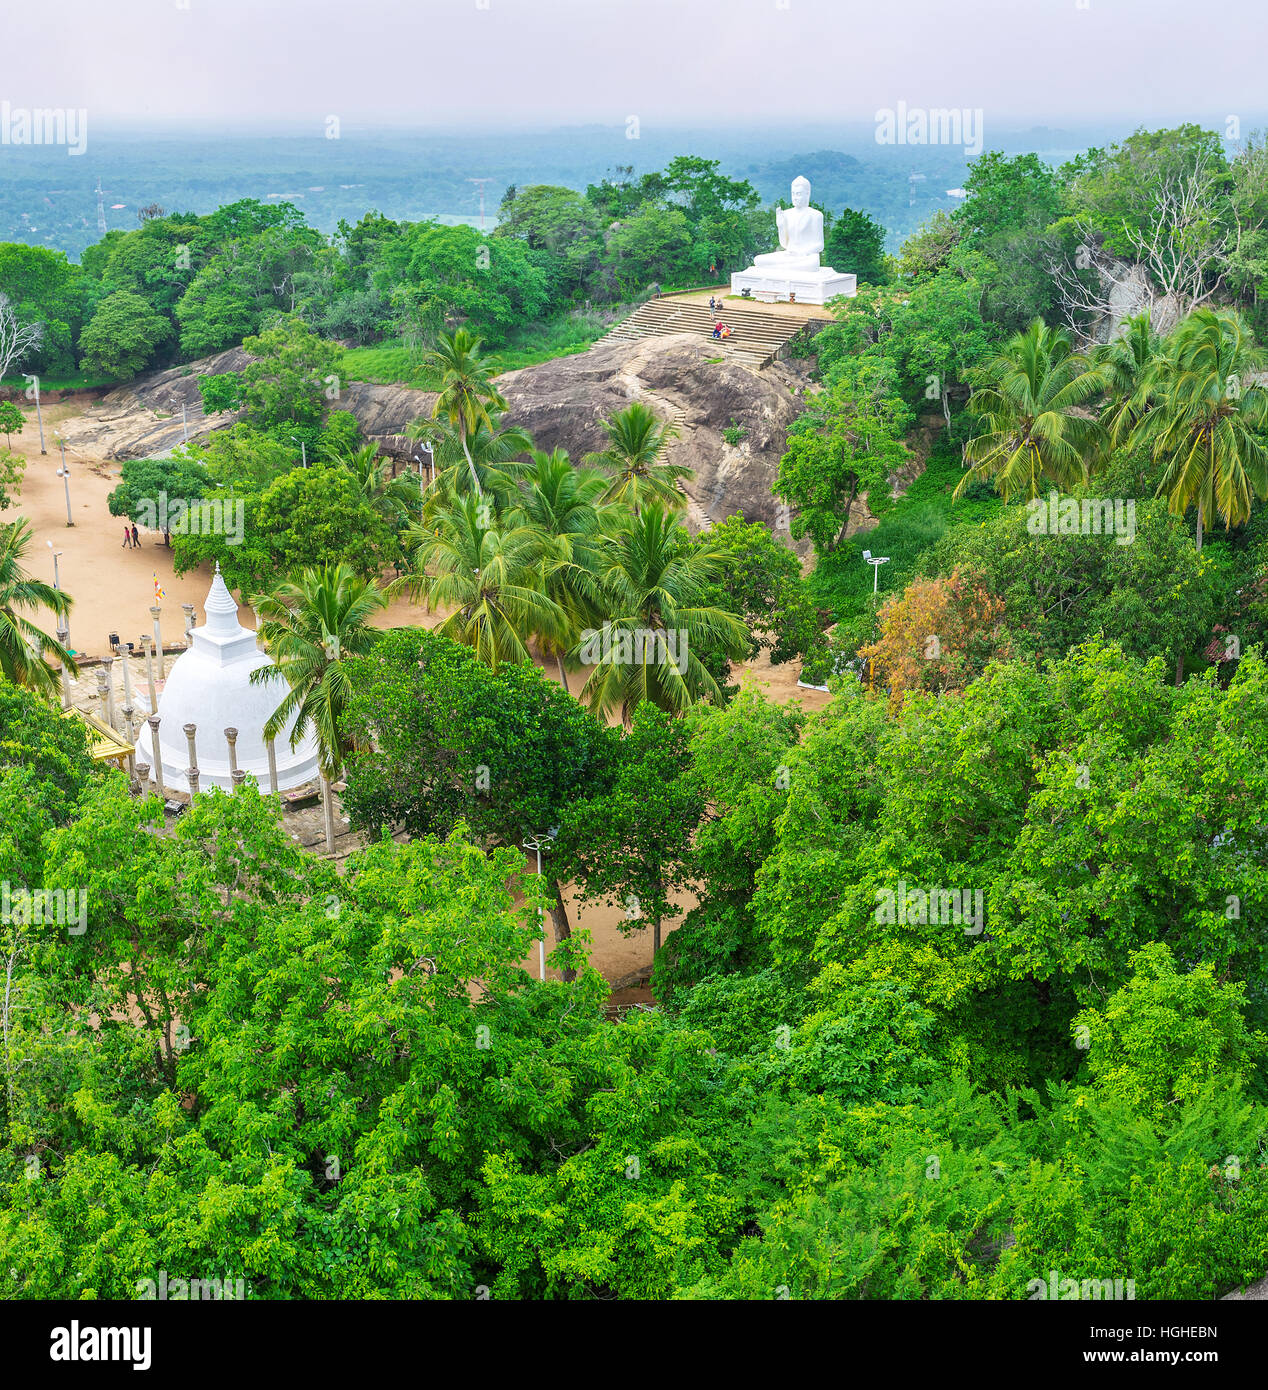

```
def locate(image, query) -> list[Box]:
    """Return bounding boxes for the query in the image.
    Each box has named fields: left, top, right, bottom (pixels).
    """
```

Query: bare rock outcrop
left=497, top=332, right=813, bottom=543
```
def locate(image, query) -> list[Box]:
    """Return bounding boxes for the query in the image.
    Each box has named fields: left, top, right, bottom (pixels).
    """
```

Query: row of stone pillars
left=53, top=601, right=187, bottom=715
left=130, top=714, right=280, bottom=800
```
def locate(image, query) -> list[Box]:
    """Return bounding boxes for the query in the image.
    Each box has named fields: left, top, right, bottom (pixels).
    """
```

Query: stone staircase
left=600, top=296, right=822, bottom=367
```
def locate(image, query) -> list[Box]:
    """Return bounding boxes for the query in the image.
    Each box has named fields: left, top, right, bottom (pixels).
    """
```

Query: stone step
left=597, top=297, right=816, bottom=365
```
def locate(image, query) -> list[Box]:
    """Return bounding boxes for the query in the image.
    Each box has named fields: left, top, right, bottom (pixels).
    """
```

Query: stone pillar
left=224, top=727, right=239, bottom=778
left=134, top=760, right=150, bottom=795
left=119, top=654, right=135, bottom=729
left=265, top=736, right=279, bottom=795
left=183, top=723, right=198, bottom=797
left=320, top=772, right=337, bottom=855
left=231, top=769, right=246, bottom=791
left=95, top=668, right=112, bottom=731
left=150, top=606, right=164, bottom=680
left=147, top=715, right=165, bottom=799
left=142, top=635, right=158, bottom=711
left=57, top=629, right=72, bottom=711
left=182, top=602, right=196, bottom=641
left=104, top=661, right=118, bottom=731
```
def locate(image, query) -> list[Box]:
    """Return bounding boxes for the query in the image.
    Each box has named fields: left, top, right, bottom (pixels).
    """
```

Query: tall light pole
left=862, top=549, right=890, bottom=597
left=292, top=435, right=307, bottom=468
left=56, top=438, right=73, bottom=525
left=522, top=829, right=558, bottom=982
left=48, top=542, right=70, bottom=710
left=26, top=375, right=46, bottom=454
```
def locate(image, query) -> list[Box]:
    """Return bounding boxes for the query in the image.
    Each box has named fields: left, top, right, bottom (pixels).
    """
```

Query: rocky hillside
left=57, top=332, right=822, bottom=547
left=58, top=348, right=439, bottom=462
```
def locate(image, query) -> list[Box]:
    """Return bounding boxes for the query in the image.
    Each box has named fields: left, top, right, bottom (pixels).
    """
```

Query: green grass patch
left=808, top=435, right=1003, bottom=623
left=343, top=310, right=614, bottom=388
left=1, top=370, right=118, bottom=392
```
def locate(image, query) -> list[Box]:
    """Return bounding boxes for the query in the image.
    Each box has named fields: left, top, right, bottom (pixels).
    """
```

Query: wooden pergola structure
left=64, top=708, right=134, bottom=772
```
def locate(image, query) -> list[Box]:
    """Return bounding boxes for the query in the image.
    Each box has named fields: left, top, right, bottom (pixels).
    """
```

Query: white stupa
left=155, top=564, right=319, bottom=792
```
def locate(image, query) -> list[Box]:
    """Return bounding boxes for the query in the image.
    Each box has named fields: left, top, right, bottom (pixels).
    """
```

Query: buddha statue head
left=790, top=176, right=811, bottom=209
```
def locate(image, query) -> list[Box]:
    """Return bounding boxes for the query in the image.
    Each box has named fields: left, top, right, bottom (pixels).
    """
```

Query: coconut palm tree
left=955, top=318, right=1107, bottom=501
left=585, top=402, right=691, bottom=513
left=1131, top=308, right=1268, bottom=551
left=1092, top=311, right=1165, bottom=451
left=506, top=448, right=612, bottom=690
left=335, top=443, right=421, bottom=522
left=250, top=563, right=386, bottom=772
left=395, top=494, right=570, bottom=672
left=574, top=504, right=749, bottom=723
left=408, top=409, right=534, bottom=508
left=422, top=327, right=508, bottom=497
left=0, top=518, right=73, bottom=697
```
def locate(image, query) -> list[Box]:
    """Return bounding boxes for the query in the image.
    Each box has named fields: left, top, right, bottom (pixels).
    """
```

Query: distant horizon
left=14, top=114, right=1268, bottom=140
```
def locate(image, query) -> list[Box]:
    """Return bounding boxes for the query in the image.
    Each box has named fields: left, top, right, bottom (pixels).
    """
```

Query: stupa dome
left=154, top=565, right=319, bottom=792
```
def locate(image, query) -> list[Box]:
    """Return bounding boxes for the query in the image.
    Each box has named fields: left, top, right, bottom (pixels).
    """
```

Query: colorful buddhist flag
left=153, top=573, right=166, bottom=600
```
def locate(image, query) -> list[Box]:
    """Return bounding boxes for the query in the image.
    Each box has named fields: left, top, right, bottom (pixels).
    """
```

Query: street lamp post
left=862, top=549, right=890, bottom=597
left=522, top=829, right=559, bottom=982
left=292, top=436, right=307, bottom=468
left=48, top=543, right=70, bottom=709
left=26, top=375, right=46, bottom=454
left=56, top=439, right=73, bottom=526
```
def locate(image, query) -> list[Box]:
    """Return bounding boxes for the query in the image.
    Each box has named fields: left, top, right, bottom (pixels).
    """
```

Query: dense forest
left=2, top=120, right=1268, bottom=1301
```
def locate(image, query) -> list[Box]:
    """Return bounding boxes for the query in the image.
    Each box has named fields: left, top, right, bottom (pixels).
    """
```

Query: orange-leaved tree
left=858, top=567, right=1007, bottom=709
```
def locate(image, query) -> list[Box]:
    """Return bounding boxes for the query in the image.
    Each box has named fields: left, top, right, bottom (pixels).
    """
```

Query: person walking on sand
left=131, top=523, right=140, bottom=549
left=122, top=524, right=132, bottom=548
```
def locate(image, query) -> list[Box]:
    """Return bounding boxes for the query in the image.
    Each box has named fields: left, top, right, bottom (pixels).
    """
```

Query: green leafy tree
left=824, top=207, right=889, bottom=285
left=339, top=625, right=617, bottom=962
left=555, top=704, right=702, bottom=955
left=0, top=401, right=24, bottom=445
left=603, top=203, right=694, bottom=295
left=77, top=291, right=171, bottom=380
left=237, top=315, right=344, bottom=431
left=106, top=455, right=213, bottom=528
left=0, top=448, right=25, bottom=512
left=692, top=514, right=825, bottom=667
left=375, top=221, right=549, bottom=343
left=254, top=459, right=400, bottom=578
left=1074, top=943, right=1265, bottom=1120
left=776, top=365, right=912, bottom=553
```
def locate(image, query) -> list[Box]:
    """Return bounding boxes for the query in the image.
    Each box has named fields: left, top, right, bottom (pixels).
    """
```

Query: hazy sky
left=6, top=0, right=1264, bottom=130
